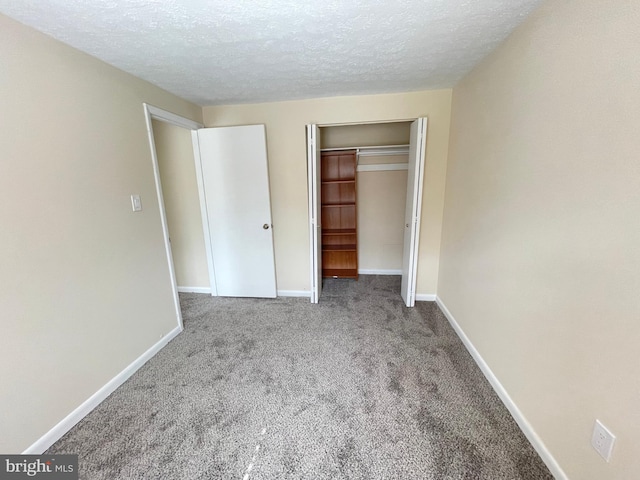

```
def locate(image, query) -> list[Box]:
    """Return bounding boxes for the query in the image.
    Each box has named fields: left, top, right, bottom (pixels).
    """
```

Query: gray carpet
left=47, top=275, right=553, bottom=479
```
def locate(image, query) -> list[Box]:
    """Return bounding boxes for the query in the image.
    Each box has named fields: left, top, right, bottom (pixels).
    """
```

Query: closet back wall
left=357, top=159, right=407, bottom=273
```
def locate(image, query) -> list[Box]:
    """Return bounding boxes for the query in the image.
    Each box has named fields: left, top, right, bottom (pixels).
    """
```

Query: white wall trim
left=357, top=163, right=408, bottom=172
left=435, top=297, right=568, bottom=480
left=415, top=293, right=436, bottom=301
left=358, top=269, right=402, bottom=275
left=278, top=290, right=311, bottom=298
left=143, top=103, right=195, bottom=329
left=23, top=325, right=182, bottom=454
left=144, top=104, right=203, bottom=130
left=177, top=286, right=212, bottom=294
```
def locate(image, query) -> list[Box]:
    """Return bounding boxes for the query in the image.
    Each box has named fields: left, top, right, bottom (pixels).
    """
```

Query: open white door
left=197, top=125, right=277, bottom=298
left=307, top=124, right=322, bottom=303
left=401, top=118, right=428, bottom=307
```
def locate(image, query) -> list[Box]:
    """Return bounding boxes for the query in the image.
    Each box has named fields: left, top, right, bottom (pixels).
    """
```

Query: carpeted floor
left=47, top=276, right=553, bottom=479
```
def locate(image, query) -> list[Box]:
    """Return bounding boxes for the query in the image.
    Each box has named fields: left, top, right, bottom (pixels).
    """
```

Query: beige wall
left=439, top=0, right=640, bottom=478
left=152, top=120, right=209, bottom=289
left=203, top=90, right=452, bottom=294
left=0, top=14, right=202, bottom=452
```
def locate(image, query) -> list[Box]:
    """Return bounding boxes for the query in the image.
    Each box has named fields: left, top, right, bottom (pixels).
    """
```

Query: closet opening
left=307, top=119, right=427, bottom=307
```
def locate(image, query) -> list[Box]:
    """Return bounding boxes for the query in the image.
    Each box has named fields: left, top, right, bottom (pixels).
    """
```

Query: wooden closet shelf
left=321, top=179, right=355, bottom=184
left=323, top=268, right=358, bottom=279
left=321, top=203, right=355, bottom=208
left=323, top=228, right=356, bottom=235
left=322, top=244, right=357, bottom=252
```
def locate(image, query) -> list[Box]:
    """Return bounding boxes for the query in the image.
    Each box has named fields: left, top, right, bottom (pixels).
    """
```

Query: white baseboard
left=434, top=297, right=567, bottom=480
left=415, top=293, right=436, bottom=301
left=277, top=290, right=311, bottom=298
left=358, top=269, right=402, bottom=275
left=177, top=286, right=212, bottom=294
left=23, top=325, right=183, bottom=454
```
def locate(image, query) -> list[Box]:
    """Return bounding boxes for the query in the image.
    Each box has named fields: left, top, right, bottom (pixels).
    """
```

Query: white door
left=197, top=125, right=277, bottom=298
left=401, top=118, right=428, bottom=307
left=306, top=124, right=322, bottom=303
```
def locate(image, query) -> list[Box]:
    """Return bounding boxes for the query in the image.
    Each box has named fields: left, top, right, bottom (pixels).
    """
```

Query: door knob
left=406, top=223, right=409, bottom=228
left=263, top=224, right=270, bottom=230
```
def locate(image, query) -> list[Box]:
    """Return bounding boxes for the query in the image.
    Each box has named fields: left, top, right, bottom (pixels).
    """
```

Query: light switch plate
left=131, top=194, right=142, bottom=212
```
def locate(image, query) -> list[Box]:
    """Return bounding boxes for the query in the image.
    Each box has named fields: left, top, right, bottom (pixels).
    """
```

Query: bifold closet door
left=401, top=118, right=428, bottom=307
left=306, top=124, right=322, bottom=304
left=197, top=125, right=277, bottom=298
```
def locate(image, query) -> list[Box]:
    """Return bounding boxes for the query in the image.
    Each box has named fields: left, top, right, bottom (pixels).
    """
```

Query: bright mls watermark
left=0, top=455, right=77, bottom=479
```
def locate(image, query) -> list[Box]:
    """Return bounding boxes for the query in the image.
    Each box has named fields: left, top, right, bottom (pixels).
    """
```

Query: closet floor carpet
left=47, top=275, right=552, bottom=479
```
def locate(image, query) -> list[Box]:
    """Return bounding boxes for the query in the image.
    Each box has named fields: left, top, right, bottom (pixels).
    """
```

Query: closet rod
left=320, top=144, right=410, bottom=157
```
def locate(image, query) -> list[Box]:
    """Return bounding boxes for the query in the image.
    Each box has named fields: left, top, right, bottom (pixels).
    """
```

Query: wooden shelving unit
left=321, top=150, right=358, bottom=279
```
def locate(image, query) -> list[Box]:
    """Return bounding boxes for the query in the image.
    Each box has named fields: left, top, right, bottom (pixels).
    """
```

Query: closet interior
left=319, top=121, right=412, bottom=280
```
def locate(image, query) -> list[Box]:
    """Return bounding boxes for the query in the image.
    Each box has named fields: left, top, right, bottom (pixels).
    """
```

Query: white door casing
left=306, top=125, right=322, bottom=303
left=307, top=119, right=426, bottom=306
left=197, top=125, right=277, bottom=298
left=143, top=103, right=204, bottom=329
left=401, top=118, right=428, bottom=307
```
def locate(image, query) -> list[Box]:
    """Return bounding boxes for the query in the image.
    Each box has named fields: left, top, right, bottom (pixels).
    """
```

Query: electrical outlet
left=591, top=419, right=615, bottom=462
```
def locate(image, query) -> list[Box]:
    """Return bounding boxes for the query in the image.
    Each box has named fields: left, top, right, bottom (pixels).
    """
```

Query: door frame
left=306, top=117, right=427, bottom=306
left=142, top=104, right=212, bottom=330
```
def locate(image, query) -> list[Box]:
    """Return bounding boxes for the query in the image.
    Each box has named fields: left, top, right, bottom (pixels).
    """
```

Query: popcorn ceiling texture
left=0, top=0, right=542, bottom=105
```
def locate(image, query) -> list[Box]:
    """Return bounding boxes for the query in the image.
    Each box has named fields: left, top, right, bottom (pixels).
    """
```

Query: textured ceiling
left=0, top=0, right=543, bottom=106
